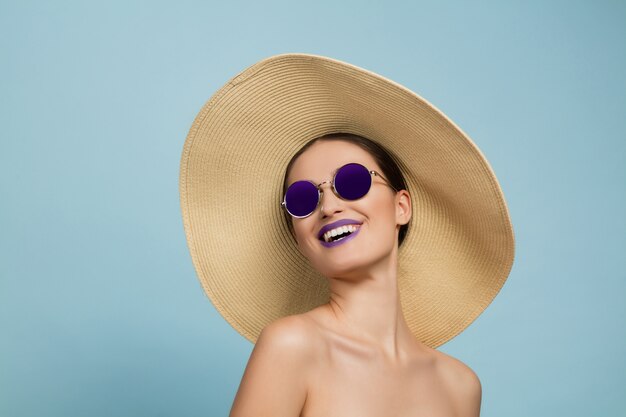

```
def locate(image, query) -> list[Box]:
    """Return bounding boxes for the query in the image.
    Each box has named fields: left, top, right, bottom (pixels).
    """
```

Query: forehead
left=287, top=140, right=380, bottom=184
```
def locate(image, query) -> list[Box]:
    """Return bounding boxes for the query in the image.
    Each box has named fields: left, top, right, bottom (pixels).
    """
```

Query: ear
left=395, top=190, right=411, bottom=226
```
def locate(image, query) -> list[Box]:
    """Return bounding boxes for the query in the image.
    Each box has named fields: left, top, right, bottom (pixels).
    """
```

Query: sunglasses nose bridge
left=317, top=180, right=344, bottom=215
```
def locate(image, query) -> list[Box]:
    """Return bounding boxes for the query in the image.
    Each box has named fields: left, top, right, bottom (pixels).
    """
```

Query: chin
left=311, top=252, right=373, bottom=279
left=302, top=232, right=396, bottom=274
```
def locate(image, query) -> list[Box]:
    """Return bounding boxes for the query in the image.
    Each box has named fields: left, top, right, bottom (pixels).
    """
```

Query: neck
left=322, top=244, right=417, bottom=362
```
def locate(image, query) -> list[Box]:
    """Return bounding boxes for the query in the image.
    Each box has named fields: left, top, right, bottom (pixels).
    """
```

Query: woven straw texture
left=179, top=53, right=515, bottom=348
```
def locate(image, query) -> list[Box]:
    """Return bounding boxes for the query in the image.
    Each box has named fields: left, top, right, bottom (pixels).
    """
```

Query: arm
left=229, top=316, right=312, bottom=417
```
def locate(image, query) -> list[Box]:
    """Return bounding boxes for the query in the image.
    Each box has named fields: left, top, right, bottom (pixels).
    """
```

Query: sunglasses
left=281, top=162, right=397, bottom=218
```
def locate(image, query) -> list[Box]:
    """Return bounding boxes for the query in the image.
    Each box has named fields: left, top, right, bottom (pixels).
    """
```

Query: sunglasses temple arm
left=372, top=171, right=398, bottom=192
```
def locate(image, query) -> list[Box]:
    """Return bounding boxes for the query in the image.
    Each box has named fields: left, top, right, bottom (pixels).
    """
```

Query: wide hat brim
left=179, top=53, right=515, bottom=348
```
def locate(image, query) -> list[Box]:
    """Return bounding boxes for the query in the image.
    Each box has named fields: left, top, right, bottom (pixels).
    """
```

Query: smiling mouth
left=320, top=224, right=361, bottom=243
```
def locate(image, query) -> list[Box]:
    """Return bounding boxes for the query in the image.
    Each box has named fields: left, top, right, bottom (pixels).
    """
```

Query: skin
left=229, top=140, right=482, bottom=417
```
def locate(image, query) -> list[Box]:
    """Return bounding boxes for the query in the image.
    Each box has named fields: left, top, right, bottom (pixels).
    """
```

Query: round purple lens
left=284, top=181, right=319, bottom=217
left=334, top=163, right=371, bottom=200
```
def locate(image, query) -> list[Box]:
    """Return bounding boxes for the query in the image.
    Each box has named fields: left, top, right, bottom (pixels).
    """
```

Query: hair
left=281, top=132, right=410, bottom=248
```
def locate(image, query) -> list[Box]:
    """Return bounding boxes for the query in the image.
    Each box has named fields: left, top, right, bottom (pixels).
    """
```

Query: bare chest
left=300, top=345, right=458, bottom=417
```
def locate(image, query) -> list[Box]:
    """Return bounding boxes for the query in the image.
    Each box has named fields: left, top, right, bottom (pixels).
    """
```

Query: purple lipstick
left=318, top=218, right=363, bottom=248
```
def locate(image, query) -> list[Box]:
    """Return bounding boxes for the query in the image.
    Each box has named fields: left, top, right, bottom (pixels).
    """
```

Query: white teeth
left=322, top=224, right=360, bottom=242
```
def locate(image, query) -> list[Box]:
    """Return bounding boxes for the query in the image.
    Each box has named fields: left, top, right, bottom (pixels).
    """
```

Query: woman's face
left=285, top=140, right=411, bottom=278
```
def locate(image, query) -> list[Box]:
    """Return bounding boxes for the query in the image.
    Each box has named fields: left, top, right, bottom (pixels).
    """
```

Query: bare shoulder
left=433, top=350, right=482, bottom=417
left=229, top=314, right=317, bottom=417
left=258, top=313, right=320, bottom=357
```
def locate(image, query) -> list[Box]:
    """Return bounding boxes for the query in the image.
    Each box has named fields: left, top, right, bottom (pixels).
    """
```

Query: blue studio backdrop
left=1, top=1, right=625, bottom=416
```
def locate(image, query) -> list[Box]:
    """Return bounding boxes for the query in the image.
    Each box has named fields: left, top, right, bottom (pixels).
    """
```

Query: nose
left=318, top=182, right=343, bottom=218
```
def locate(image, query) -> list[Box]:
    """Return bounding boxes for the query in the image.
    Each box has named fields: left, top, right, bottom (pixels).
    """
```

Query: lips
left=317, top=218, right=363, bottom=240
left=319, top=226, right=361, bottom=248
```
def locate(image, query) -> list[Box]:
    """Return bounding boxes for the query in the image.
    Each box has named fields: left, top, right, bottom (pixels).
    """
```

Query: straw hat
left=179, top=53, right=515, bottom=348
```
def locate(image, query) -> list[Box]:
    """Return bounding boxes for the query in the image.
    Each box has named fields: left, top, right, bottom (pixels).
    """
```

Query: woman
left=179, top=54, right=515, bottom=417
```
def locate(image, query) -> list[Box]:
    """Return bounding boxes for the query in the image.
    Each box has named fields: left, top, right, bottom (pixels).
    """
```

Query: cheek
left=360, top=193, right=395, bottom=218
left=365, top=197, right=398, bottom=235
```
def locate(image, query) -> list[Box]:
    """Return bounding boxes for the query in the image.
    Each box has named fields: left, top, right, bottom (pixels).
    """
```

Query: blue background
left=1, top=1, right=625, bottom=416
